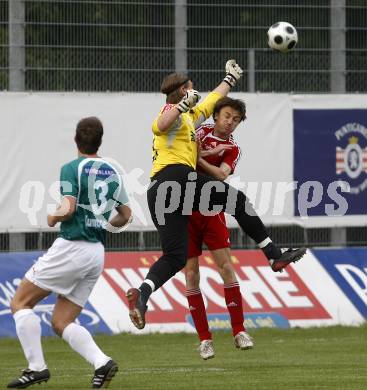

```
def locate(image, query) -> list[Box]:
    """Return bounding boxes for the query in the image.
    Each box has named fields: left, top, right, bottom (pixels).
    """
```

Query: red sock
left=186, top=289, right=211, bottom=341
left=224, top=283, right=245, bottom=336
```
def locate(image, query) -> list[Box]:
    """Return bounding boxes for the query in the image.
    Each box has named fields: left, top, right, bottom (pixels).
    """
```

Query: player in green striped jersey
left=8, top=117, right=130, bottom=389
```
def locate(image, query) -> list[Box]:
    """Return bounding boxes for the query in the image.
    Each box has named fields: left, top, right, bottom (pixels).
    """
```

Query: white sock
left=62, top=323, right=110, bottom=369
left=143, top=279, right=156, bottom=292
left=258, top=237, right=272, bottom=249
left=14, top=309, right=47, bottom=371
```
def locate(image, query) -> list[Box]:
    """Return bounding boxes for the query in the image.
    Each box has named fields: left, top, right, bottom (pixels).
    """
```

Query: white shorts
left=25, top=237, right=105, bottom=307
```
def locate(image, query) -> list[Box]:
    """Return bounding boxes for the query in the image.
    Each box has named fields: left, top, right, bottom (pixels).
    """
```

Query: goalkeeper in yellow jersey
left=127, top=60, right=306, bottom=330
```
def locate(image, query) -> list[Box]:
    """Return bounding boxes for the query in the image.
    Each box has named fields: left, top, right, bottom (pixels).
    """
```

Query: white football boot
left=234, top=331, right=254, bottom=350
left=198, top=339, right=215, bottom=360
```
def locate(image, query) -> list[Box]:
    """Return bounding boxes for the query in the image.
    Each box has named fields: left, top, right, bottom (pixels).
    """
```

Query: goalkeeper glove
left=223, top=59, right=243, bottom=87
left=176, top=90, right=201, bottom=113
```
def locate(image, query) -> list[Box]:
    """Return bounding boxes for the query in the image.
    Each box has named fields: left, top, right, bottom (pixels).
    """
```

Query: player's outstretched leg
left=234, top=331, right=254, bottom=350
left=215, top=182, right=307, bottom=273
left=126, top=288, right=148, bottom=329
left=91, top=359, right=118, bottom=389
left=7, top=368, right=50, bottom=389
left=263, top=246, right=307, bottom=273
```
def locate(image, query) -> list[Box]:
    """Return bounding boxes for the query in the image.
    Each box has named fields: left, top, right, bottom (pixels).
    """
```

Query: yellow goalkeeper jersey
left=150, top=91, right=222, bottom=177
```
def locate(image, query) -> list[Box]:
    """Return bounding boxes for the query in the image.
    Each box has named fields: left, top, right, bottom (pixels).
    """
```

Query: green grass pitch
left=1, top=326, right=366, bottom=389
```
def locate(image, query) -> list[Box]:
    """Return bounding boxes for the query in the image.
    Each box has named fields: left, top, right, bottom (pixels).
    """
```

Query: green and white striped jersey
left=59, top=157, right=129, bottom=244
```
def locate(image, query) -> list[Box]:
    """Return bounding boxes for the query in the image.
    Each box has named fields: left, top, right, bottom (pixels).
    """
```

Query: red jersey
left=196, top=124, right=241, bottom=173
left=187, top=124, right=241, bottom=258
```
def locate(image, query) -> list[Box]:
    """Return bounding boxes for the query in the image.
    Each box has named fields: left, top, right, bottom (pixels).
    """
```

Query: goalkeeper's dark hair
left=161, top=73, right=190, bottom=104
left=75, top=116, right=103, bottom=154
left=213, top=97, right=247, bottom=122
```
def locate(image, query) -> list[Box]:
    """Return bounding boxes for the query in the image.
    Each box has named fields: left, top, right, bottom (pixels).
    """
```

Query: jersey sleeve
left=60, top=163, right=78, bottom=198
left=195, top=126, right=206, bottom=142
left=190, top=91, right=222, bottom=129
left=222, top=145, right=241, bottom=173
left=152, top=104, right=178, bottom=134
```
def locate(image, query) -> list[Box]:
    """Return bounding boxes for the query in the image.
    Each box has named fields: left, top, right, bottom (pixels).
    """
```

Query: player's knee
left=185, top=269, right=200, bottom=288
left=218, top=261, right=236, bottom=281
left=169, top=254, right=186, bottom=273
left=10, top=296, right=28, bottom=314
left=165, top=246, right=187, bottom=273
left=51, top=317, right=68, bottom=337
left=10, top=297, right=22, bottom=314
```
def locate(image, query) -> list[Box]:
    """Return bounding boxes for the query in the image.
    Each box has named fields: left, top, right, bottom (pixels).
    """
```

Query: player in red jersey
left=185, top=97, right=253, bottom=359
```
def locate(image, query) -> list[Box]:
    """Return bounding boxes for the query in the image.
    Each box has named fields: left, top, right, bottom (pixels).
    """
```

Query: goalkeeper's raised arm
left=155, top=59, right=243, bottom=133
left=190, top=59, right=244, bottom=128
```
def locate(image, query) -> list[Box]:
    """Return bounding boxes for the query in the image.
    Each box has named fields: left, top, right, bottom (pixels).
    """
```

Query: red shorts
left=187, top=211, right=230, bottom=258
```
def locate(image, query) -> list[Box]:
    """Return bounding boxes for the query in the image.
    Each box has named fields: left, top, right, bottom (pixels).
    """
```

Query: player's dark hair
left=161, top=73, right=190, bottom=104
left=213, top=97, right=247, bottom=122
left=75, top=116, right=103, bottom=154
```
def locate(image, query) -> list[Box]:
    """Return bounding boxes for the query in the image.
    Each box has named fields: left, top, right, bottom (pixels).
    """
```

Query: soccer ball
left=267, top=22, right=298, bottom=53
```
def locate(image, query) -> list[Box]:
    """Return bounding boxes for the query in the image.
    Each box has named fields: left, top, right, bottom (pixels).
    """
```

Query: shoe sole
left=292, top=247, right=307, bottom=261
left=235, top=344, right=254, bottom=350
left=126, top=289, right=145, bottom=329
left=272, top=247, right=307, bottom=272
left=100, top=364, right=118, bottom=389
left=8, top=378, right=49, bottom=389
left=202, top=354, right=215, bottom=360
